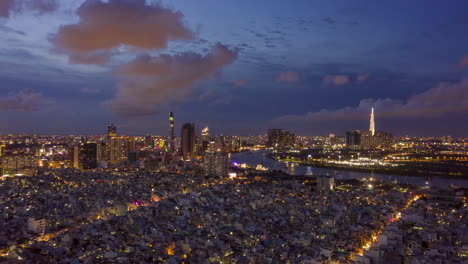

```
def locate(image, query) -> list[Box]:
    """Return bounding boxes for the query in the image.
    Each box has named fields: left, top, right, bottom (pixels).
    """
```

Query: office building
left=181, top=123, right=195, bottom=160
left=346, top=131, right=362, bottom=149
left=73, top=143, right=98, bottom=170
left=1, top=154, right=37, bottom=175
left=109, top=137, right=129, bottom=164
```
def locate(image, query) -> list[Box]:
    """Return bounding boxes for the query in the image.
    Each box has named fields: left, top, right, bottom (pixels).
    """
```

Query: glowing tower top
left=369, top=108, right=375, bottom=136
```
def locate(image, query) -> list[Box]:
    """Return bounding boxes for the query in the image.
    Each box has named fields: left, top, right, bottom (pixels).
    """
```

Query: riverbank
left=267, top=154, right=467, bottom=179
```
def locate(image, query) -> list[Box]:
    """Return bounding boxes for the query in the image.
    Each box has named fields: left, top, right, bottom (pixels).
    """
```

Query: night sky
left=1, top=0, right=468, bottom=137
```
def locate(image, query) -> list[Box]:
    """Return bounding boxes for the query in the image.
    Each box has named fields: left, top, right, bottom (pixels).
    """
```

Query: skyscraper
left=73, top=143, right=98, bottom=170
left=107, top=124, right=117, bottom=138
left=369, top=108, right=375, bottom=136
left=169, top=112, right=175, bottom=153
left=180, top=123, right=195, bottom=160
left=201, top=126, right=210, bottom=152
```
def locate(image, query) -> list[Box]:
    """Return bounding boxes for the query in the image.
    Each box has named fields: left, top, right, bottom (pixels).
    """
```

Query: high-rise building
left=346, top=130, right=392, bottom=149
left=168, top=112, right=175, bottom=153
left=180, top=123, right=195, bottom=160
left=346, top=131, right=362, bottom=149
left=107, top=124, right=117, bottom=138
left=370, top=108, right=375, bottom=136
left=1, top=154, right=37, bottom=175
left=232, top=136, right=242, bottom=151
left=203, top=151, right=229, bottom=178
left=109, top=137, right=129, bottom=164
left=73, top=143, right=98, bottom=170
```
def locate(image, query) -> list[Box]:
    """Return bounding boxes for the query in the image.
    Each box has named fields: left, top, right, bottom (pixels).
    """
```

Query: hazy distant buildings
left=181, top=123, right=195, bottom=160
left=203, top=151, right=229, bottom=178
left=267, top=129, right=296, bottom=149
left=107, top=124, right=117, bottom=138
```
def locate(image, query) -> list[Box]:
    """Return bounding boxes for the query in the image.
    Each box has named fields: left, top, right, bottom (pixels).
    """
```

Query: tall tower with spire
left=169, top=112, right=175, bottom=153
left=369, top=108, right=375, bottom=136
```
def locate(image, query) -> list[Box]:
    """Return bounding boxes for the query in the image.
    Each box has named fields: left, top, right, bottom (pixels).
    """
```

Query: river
left=230, top=150, right=468, bottom=188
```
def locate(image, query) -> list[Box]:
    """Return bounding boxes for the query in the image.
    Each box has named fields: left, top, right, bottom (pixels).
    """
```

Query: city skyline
left=1, top=0, right=468, bottom=136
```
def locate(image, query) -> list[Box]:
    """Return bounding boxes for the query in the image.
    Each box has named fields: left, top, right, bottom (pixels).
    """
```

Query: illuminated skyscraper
left=181, top=123, right=195, bottom=160
left=109, top=137, right=128, bottom=164
left=201, top=126, right=210, bottom=152
left=169, top=112, right=175, bottom=153
left=107, top=124, right=117, bottom=138
left=369, top=108, right=375, bottom=136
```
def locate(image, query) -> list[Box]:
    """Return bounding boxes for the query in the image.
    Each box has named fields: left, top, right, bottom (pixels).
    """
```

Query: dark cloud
left=0, top=89, right=56, bottom=112
left=0, top=0, right=58, bottom=17
left=0, top=25, right=25, bottom=35
left=275, top=71, right=300, bottom=83
left=80, top=87, right=100, bottom=94
left=275, top=78, right=468, bottom=122
left=321, top=17, right=336, bottom=24
left=51, top=0, right=194, bottom=64
left=105, top=43, right=238, bottom=116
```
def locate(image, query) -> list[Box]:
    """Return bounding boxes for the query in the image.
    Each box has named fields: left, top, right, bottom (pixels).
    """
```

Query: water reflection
left=231, top=150, right=468, bottom=188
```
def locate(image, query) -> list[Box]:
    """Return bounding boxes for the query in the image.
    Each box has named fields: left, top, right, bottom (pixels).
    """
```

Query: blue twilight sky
left=0, top=0, right=468, bottom=137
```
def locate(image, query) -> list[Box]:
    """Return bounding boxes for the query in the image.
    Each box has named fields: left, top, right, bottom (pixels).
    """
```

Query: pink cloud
left=356, top=73, right=370, bottom=84
left=323, top=74, right=350, bottom=87
left=51, top=0, right=194, bottom=64
left=105, top=43, right=239, bottom=115
left=458, top=55, right=468, bottom=69
left=275, top=78, right=468, bottom=122
left=234, top=79, right=247, bottom=87
left=276, top=71, right=300, bottom=83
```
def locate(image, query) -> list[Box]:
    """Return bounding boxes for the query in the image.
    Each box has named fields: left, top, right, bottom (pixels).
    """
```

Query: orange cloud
left=275, top=78, right=468, bottom=122
left=105, top=43, right=239, bottom=115
left=276, top=71, right=300, bottom=83
left=51, top=0, right=193, bottom=64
